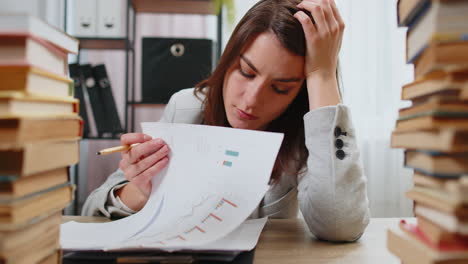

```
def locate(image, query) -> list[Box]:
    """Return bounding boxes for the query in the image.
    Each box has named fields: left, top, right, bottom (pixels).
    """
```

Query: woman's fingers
left=307, top=0, right=337, bottom=32
left=124, top=138, right=166, bottom=164
left=139, top=157, right=169, bottom=186
left=120, top=133, right=152, bottom=145
left=297, top=1, right=328, bottom=37
left=132, top=157, right=170, bottom=195
left=329, top=0, right=345, bottom=30
left=294, top=10, right=317, bottom=44
left=127, top=145, right=170, bottom=179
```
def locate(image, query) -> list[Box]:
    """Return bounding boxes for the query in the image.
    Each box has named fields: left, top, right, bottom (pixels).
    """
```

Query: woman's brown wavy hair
left=195, top=0, right=339, bottom=183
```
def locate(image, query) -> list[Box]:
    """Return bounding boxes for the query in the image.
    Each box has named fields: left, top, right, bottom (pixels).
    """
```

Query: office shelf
left=132, top=0, right=216, bottom=14
left=78, top=38, right=133, bottom=50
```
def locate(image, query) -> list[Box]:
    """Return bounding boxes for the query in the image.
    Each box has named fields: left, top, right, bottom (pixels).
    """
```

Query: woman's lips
left=237, top=108, right=259, bottom=120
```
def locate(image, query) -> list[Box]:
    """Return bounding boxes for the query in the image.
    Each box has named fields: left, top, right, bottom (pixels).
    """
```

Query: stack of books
left=388, top=0, right=468, bottom=263
left=0, top=14, right=80, bottom=264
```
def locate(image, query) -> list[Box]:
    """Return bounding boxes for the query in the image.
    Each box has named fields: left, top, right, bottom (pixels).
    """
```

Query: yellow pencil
left=97, top=143, right=140, bottom=155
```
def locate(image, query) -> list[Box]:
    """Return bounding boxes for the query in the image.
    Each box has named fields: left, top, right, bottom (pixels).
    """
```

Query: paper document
left=61, top=123, right=283, bottom=251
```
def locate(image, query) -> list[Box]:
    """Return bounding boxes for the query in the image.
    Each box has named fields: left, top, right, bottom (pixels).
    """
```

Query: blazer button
left=334, top=126, right=342, bottom=137
left=336, top=150, right=346, bottom=160
left=335, top=139, right=344, bottom=149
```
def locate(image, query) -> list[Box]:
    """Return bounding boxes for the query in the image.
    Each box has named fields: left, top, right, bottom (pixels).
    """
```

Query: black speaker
left=141, top=37, right=213, bottom=104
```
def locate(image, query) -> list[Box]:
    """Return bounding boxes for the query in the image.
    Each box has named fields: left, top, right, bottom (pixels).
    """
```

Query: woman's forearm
left=306, top=71, right=342, bottom=111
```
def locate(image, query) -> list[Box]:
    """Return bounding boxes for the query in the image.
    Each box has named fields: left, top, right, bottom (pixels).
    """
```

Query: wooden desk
left=62, top=217, right=403, bottom=263
left=254, top=218, right=402, bottom=264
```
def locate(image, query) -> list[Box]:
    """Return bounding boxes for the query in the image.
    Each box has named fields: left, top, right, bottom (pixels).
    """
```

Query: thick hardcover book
left=91, top=64, right=123, bottom=134
left=79, top=64, right=108, bottom=136
left=141, top=37, right=213, bottom=103
left=404, top=150, right=468, bottom=176
left=0, top=116, right=82, bottom=145
left=0, top=64, right=73, bottom=98
left=0, top=92, right=78, bottom=117
left=0, top=139, right=79, bottom=177
left=69, top=64, right=90, bottom=137
left=0, top=33, right=68, bottom=76
left=0, top=183, right=74, bottom=227
left=0, top=212, right=61, bottom=256
left=0, top=167, right=69, bottom=199
left=0, top=14, right=78, bottom=54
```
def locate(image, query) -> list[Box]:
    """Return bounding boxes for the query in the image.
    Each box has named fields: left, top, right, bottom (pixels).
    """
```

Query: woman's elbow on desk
left=304, top=211, right=370, bottom=242
left=301, top=196, right=370, bottom=242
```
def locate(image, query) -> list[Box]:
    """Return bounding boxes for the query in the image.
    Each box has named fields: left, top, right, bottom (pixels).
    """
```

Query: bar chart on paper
left=115, top=195, right=242, bottom=248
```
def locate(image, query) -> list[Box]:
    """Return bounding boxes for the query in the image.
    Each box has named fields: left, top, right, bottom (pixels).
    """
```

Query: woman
left=82, top=0, right=370, bottom=242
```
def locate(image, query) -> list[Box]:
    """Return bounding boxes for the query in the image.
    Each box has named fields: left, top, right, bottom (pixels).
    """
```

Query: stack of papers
left=61, top=123, right=284, bottom=252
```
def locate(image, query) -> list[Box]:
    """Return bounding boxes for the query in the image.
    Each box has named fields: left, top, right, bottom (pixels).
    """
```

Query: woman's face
left=223, top=32, right=305, bottom=130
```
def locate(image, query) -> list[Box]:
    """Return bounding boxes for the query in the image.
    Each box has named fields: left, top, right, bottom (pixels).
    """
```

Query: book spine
left=403, top=0, right=432, bottom=29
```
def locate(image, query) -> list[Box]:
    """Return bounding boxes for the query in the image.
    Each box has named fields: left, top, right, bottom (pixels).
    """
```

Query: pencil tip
left=96, top=152, right=101, bottom=155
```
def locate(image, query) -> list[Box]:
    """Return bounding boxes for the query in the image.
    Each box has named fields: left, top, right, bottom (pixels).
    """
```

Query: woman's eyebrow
left=274, top=77, right=302, bottom=83
left=240, top=54, right=259, bottom=73
left=240, top=54, right=302, bottom=83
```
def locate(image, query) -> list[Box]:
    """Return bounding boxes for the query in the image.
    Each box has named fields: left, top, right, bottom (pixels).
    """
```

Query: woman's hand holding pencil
left=101, top=133, right=170, bottom=211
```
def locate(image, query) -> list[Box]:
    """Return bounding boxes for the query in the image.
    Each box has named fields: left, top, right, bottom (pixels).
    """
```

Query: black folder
left=63, top=249, right=255, bottom=264
left=141, top=37, right=213, bottom=104
left=91, top=64, right=123, bottom=135
left=80, top=64, right=108, bottom=136
left=69, top=63, right=90, bottom=137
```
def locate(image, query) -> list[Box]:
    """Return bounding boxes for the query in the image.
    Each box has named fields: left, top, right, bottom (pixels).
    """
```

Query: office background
left=1, top=0, right=414, bottom=217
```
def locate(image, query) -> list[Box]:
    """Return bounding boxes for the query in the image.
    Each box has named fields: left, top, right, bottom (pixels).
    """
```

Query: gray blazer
left=82, top=88, right=370, bottom=242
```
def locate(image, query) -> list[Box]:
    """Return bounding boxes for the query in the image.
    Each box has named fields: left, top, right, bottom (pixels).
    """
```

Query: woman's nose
left=244, top=80, right=268, bottom=108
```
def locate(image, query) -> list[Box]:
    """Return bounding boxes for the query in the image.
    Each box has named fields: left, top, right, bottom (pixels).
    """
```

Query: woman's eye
left=272, top=84, right=289, bottom=95
left=239, top=68, right=255, bottom=79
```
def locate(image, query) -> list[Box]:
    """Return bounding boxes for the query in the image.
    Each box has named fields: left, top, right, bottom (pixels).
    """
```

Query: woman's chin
left=228, top=118, right=261, bottom=130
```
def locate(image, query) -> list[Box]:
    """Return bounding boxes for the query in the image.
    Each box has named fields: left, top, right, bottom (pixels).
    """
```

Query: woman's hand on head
left=294, top=0, right=345, bottom=79
left=117, top=133, right=170, bottom=208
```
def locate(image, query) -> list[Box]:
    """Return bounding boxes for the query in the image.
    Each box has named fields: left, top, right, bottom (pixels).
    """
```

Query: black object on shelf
left=69, top=63, right=90, bottom=138
left=80, top=64, right=109, bottom=137
left=141, top=37, right=213, bottom=104
left=92, top=64, right=124, bottom=135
